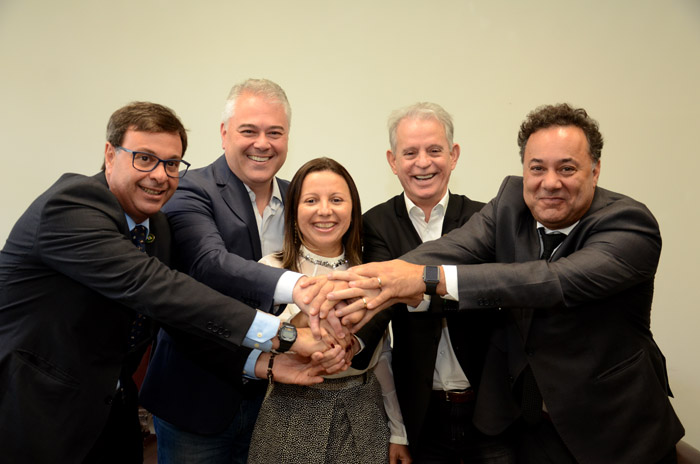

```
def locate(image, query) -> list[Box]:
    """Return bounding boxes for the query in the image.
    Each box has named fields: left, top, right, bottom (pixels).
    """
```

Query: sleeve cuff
left=274, top=270, right=303, bottom=304
left=242, top=310, right=279, bottom=352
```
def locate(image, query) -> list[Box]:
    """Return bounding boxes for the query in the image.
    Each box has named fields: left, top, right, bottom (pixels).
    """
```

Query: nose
left=541, top=169, right=562, bottom=191
left=149, top=161, right=170, bottom=183
left=415, top=150, right=431, bottom=168
left=253, top=133, right=271, bottom=151
left=318, top=199, right=332, bottom=216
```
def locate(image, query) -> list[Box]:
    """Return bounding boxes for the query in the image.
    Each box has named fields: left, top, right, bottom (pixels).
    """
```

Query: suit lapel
left=515, top=214, right=541, bottom=339
left=213, top=156, right=263, bottom=259
left=442, top=192, right=463, bottom=236
left=393, top=194, right=423, bottom=249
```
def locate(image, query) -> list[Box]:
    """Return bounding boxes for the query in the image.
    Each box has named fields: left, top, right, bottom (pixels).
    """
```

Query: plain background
left=1, top=0, right=698, bottom=448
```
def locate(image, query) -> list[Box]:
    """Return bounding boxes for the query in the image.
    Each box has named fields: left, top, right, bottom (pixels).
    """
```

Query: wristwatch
left=275, top=322, right=297, bottom=353
left=423, top=266, right=440, bottom=295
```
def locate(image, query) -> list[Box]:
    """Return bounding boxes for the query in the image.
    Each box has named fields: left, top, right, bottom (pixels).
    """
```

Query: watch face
left=279, top=323, right=296, bottom=342
left=424, top=266, right=440, bottom=283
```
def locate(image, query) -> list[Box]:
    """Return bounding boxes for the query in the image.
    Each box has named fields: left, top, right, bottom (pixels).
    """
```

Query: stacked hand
left=292, top=260, right=427, bottom=337
left=279, top=259, right=428, bottom=384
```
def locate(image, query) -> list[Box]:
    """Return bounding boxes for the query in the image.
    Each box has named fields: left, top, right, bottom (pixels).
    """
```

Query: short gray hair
left=221, top=78, right=291, bottom=126
left=387, top=102, right=454, bottom=153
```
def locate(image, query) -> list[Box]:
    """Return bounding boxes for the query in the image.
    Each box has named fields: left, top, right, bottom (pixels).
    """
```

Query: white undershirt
left=403, top=192, right=471, bottom=391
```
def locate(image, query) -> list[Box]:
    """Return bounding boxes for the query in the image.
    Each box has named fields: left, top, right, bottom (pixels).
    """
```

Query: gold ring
left=362, top=297, right=367, bottom=308
left=377, top=277, right=382, bottom=288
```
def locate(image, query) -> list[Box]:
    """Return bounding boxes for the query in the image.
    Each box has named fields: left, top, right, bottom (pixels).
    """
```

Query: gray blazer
left=403, top=175, right=684, bottom=464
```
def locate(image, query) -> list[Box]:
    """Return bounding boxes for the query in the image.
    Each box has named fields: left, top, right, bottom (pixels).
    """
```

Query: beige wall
left=1, top=0, right=699, bottom=446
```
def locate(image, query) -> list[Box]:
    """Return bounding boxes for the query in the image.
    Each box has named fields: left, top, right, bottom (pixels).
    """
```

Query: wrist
left=267, top=352, right=277, bottom=382
left=254, top=352, right=271, bottom=378
left=273, top=321, right=297, bottom=353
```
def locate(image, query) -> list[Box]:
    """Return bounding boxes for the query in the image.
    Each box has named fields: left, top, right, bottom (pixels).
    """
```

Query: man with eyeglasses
left=0, top=101, right=344, bottom=464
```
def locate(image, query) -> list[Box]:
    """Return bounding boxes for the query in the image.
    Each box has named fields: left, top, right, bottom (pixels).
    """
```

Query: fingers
left=325, top=286, right=365, bottom=303
left=274, top=353, right=325, bottom=385
left=327, top=270, right=363, bottom=282
left=338, top=307, right=365, bottom=327
left=346, top=309, right=377, bottom=333
left=308, top=313, right=321, bottom=340
left=323, top=309, right=347, bottom=339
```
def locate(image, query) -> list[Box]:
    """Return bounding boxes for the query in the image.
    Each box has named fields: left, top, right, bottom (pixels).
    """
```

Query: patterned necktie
left=129, top=226, right=149, bottom=349
left=521, top=228, right=568, bottom=424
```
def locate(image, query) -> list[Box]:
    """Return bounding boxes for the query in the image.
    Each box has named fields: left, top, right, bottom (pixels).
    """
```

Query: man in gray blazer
left=331, top=103, right=683, bottom=463
left=0, top=102, right=332, bottom=464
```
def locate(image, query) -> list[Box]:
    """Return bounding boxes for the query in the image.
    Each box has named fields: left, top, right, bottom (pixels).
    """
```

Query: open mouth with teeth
left=248, top=154, right=271, bottom=162
left=313, top=222, right=336, bottom=230
left=140, top=186, right=165, bottom=196
left=414, top=174, right=436, bottom=180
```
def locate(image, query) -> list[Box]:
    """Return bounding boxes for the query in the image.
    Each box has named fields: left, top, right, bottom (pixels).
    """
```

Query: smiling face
left=104, top=129, right=182, bottom=223
left=387, top=117, right=459, bottom=213
left=523, top=125, right=600, bottom=229
left=220, top=92, right=289, bottom=195
left=296, top=170, right=353, bottom=257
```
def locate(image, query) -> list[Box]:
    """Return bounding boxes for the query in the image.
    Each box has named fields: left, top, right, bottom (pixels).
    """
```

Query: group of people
left=0, top=78, right=685, bottom=464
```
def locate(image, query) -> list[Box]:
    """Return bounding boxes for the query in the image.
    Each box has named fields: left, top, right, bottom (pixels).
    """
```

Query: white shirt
left=404, top=192, right=471, bottom=391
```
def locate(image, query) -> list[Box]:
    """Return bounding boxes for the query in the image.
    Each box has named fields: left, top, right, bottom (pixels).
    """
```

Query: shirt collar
left=403, top=190, right=450, bottom=220
left=537, top=220, right=578, bottom=236
left=125, top=215, right=150, bottom=235
left=244, top=178, right=283, bottom=210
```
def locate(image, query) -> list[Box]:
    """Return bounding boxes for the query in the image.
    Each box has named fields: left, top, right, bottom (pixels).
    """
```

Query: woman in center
left=247, top=157, right=409, bottom=464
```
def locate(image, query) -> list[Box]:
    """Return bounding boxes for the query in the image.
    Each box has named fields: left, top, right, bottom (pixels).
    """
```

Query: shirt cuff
left=243, top=349, right=263, bottom=379
left=443, top=265, right=458, bottom=300
left=242, top=310, right=279, bottom=352
left=274, top=270, right=303, bottom=305
left=407, top=296, right=431, bottom=313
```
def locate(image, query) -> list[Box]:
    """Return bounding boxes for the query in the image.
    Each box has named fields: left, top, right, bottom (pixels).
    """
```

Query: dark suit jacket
left=140, top=154, right=289, bottom=434
left=0, top=172, right=262, bottom=463
left=402, top=176, right=684, bottom=464
left=355, top=192, right=487, bottom=449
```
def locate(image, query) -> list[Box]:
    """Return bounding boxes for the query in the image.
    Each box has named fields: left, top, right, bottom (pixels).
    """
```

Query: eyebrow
left=237, top=123, right=286, bottom=132
left=528, top=157, right=578, bottom=165
left=131, top=147, right=182, bottom=159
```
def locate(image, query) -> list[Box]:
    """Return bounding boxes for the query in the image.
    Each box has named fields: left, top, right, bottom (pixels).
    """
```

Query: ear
left=450, top=143, right=461, bottom=169
left=104, top=142, right=116, bottom=174
left=220, top=122, right=227, bottom=149
left=386, top=150, right=398, bottom=175
left=592, top=159, right=601, bottom=186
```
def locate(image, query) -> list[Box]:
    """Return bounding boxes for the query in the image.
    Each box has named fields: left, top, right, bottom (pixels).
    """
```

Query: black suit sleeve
left=37, top=176, right=257, bottom=351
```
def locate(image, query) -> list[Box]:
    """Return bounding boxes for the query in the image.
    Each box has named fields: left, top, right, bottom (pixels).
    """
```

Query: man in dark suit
left=140, top=79, right=351, bottom=464
left=0, top=102, right=334, bottom=464
left=332, top=103, right=684, bottom=463
left=354, top=102, right=513, bottom=463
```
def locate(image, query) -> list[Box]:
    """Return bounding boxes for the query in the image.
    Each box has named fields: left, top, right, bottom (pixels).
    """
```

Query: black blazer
left=355, top=192, right=487, bottom=449
left=140, top=154, right=290, bottom=434
left=403, top=176, right=684, bottom=464
left=0, top=172, right=263, bottom=463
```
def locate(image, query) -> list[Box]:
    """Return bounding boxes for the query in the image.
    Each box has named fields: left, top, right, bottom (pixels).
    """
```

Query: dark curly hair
left=517, top=103, right=603, bottom=165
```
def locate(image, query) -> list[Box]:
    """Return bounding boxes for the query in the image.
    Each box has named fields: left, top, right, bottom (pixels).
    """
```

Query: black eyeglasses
left=116, top=146, right=190, bottom=178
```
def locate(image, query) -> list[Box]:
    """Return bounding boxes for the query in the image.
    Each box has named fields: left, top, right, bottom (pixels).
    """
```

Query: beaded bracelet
left=267, top=353, right=277, bottom=383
